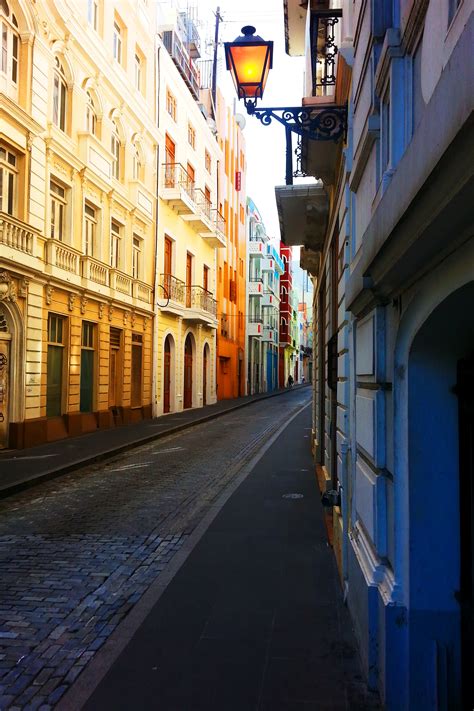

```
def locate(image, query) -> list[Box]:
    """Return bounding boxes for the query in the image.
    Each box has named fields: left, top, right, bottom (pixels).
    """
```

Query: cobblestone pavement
left=0, top=389, right=310, bottom=710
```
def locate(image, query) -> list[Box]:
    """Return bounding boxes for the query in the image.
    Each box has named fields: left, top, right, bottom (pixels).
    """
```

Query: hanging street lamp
left=224, top=25, right=346, bottom=142
left=224, top=26, right=273, bottom=109
left=224, top=25, right=347, bottom=184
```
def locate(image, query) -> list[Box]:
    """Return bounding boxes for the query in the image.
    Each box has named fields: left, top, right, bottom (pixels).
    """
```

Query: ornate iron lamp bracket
left=244, top=100, right=347, bottom=142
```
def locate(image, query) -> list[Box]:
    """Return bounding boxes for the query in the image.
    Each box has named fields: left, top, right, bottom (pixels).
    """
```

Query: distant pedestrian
left=302, top=376, right=305, bottom=384
left=287, top=375, right=294, bottom=388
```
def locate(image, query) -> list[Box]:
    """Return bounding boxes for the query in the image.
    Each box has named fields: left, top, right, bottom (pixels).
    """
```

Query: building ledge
left=275, top=183, right=329, bottom=252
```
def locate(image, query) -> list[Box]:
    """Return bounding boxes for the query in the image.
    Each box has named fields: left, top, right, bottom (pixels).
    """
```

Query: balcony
left=184, top=285, right=218, bottom=326
left=212, top=209, right=226, bottom=247
left=159, top=275, right=217, bottom=325
left=248, top=316, right=263, bottom=338
left=262, top=290, right=279, bottom=308
left=159, top=273, right=185, bottom=315
left=162, top=30, right=200, bottom=100
left=275, top=183, right=329, bottom=264
left=0, top=213, right=39, bottom=264
left=182, top=190, right=226, bottom=248
left=248, top=241, right=264, bottom=256
left=261, top=257, right=276, bottom=272
left=310, top=10, right=342, bottom=99
left=160, top=163, right=196, bottom=215
left=81, top=256, right=109, bottom=287
left=132, top=280, right=152, bottom=304
left=262, top=325, right=277, bottom=343
left=44, top=239, right=82, bottom=284
left=248, top=278, right=263, bottom=296
left=266, top=246, right=285, bottom=274
left=110, top=270, right=132, bottom=297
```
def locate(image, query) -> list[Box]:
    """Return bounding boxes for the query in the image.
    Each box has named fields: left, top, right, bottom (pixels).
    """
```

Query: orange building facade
left=214, top=92, right=247, bottom=399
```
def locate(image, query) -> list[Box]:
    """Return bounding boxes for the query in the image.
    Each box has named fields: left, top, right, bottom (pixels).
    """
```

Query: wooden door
left=186, top=253, right=192, bottom=308
left=164, top=236, right=172, bottom=276
left=0, top=339, right=9, bottom=449
left=108, top=328, right=121, bottom=408
left=203, top=347, right=208, bottom=407
left=165, top=134, right=175, bottom=187
left=457, top=354, right=474, bottom=709
left=184, top=335, right=193, bottom=409
left=164, top=236, right=172, bottom=296
left=203, top=265, right=209, bottom=292
left=164, top=337, right=171, bottom=414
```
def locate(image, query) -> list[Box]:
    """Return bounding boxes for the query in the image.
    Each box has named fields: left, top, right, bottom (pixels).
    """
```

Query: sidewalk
left=0, top=385, right=307, bottom=499
left=78, top=405, right=379, bottom=710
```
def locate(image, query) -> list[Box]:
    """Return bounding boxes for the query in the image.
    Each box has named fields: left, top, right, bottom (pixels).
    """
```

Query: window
left=111, top=120, right=120, bottom=180
left=86, top=91, right=97, bottom=135
left=132, top=235, right=141, bottom=279
left=87, top=0, right=98, bottom=30
left=188, top=123, right=196, bottom=149
left=131, top=333, right=143, bottom=407
left=205, top=149, right=211, bottom=173
left=53, top=58, right=67, bottom=132
left=132, top=144, right=142, bottom=181
left=0, top=145, right=17, bottom=215
left=0, top=4, right=18, bottom=91
left=110, top=219, right=121, bottom=269
left=80, top=321, right=95, bottom=413
left=134, top=49, right=144, bottom=93
left=166, top=88, right=177, bottom=121
left=84, top=202, right=97, bottom=256
left=113, top=20, right=122, bottom=64
left=50, top=181, right=66, bottom=241
left=47, top=314, right=66, bottom=417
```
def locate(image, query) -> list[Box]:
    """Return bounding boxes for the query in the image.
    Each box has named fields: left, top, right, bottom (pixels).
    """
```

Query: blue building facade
left=276, top=0, right=474, bottom=707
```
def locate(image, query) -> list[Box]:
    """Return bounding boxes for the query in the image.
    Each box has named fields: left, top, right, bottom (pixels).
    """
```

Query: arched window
left=86, top=91, right=97, bottom=135
left=111, top=120, right=120, bottom=179
left=53, top=58, right=68, bottom=131
left=0, top=1, right=19, bottom=96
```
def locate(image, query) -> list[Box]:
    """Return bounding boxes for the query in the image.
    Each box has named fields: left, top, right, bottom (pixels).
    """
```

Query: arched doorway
left=164, top=336, right=171, bottom=414
left=203, top=343, right=210, bottom=406
left=183, top=334, right=193, bottom=409
left=406, top=281, right=474, bottom=708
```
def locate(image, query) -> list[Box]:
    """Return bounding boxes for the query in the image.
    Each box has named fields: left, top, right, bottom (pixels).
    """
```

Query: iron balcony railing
left=161, top=273, right=185, bottom=304
left=212, top=209, right=226, bottom=236
left=161, top=275, right=216, bottom=316
left=187, top=285, right=217, bottom=316
left=162, top=30, right=200, bottom=99
left=194, top=188, right=212, bottom=221
left=310, top=9, right=342, bottom=96
left=162, top=163, right=195, bottom=202
left=249, top=315, right=263, bottom=323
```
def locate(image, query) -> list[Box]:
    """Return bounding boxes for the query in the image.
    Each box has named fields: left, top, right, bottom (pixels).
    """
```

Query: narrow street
left=0, top=389, right=378, bottom=710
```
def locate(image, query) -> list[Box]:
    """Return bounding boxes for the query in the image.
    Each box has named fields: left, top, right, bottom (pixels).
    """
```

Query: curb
left=0, top=384, right=310, bottom=500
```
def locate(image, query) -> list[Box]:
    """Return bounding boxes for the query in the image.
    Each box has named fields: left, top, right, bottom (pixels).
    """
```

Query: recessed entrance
left=164, top=336, right=171, bottom=413
left=184, top=334, right=193, bottom=409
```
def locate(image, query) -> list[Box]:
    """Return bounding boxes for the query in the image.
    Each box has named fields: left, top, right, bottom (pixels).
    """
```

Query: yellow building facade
left=154, top=8, right=226, bottom=415
left=0, top=0, right=157, bottom=448
left=0, top=1, right=243, bottom=450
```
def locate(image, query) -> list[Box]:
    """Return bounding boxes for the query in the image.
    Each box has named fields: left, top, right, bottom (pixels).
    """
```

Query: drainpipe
left=151, top=42, right=161, bottom=418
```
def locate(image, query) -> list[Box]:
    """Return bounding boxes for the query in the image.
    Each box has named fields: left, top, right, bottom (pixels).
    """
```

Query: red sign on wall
left=235, top=171, right=241, bottom=191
